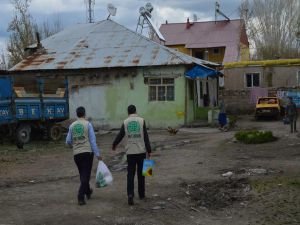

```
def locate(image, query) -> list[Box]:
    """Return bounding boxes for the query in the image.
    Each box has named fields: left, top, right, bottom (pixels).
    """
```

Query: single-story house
left=9, top=19, right=220, bottom=129
left=221, top=59, right=300, bottom=113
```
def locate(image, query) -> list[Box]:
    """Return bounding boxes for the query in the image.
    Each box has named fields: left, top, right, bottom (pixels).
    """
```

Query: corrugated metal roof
left=10, top=20, right=218, bottom=72
left=159, top=19, right=249, bottom=63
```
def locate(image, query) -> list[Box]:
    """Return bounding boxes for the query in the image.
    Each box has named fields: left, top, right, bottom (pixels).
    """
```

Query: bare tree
left=6, top=0, right=64, bottom=68
left=240, top=0, right=300, bottom=60
left=0, top=50, right=7, bottom=70
left=6, top=0, right=36, bottom=67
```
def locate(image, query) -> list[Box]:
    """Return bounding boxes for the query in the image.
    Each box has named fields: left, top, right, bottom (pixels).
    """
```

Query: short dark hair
left=127, top=105, right=136, bottom=114
left=76, top=106, right=86, bottom=118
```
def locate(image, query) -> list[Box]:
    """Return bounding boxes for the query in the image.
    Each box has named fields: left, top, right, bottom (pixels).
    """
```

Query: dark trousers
left=127, top=153, right=146, bottom=198
left=218, top=113, right=227, bottom=127
left=289, top=116, right=297, bottom=133
left=74, top=152, right=94, bottom=201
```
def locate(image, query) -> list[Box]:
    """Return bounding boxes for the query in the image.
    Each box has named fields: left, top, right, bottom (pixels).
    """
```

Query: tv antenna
left=107, top=3, right=117, bottom=19
left=85, top=0, right=95, bottom=23
left=136, top=2, right=165, bottom=42
left=215, top=1, right=230, bottom=23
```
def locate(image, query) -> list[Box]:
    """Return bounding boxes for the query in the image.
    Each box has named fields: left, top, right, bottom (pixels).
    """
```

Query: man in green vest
left=66, top=106, right=102, bottom=205
left=112, top=105, right=151, bottom=205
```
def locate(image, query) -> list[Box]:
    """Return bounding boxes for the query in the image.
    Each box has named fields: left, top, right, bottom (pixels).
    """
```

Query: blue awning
left=185, top=65, right=220, bottom=79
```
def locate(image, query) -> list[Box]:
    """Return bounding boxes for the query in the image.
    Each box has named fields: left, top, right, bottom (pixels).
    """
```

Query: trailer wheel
left=16, top=124, right=31, bottom=144
left=49, top=125, right=62, bottom=141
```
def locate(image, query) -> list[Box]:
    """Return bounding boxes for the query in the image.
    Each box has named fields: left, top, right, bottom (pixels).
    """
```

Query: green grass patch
left=251, top=177, right=300, bottom=193
left=288, top=180, right=300, bottom=188
left=235, top=130, right=277, bottom=144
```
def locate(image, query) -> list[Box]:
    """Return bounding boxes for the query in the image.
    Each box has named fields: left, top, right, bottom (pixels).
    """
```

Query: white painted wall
left=69, top=85, right=109, bottom=128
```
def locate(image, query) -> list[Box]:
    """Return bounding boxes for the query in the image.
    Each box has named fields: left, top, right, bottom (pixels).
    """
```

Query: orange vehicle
left=255, top=97, right=281, bottom=120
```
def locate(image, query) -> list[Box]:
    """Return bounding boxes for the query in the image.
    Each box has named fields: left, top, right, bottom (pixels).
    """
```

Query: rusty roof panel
left=10, top=20, right=218, bottom=72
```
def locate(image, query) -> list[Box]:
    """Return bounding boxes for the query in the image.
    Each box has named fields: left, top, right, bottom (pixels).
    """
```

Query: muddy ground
left=0, top=116, right=299, bottom=225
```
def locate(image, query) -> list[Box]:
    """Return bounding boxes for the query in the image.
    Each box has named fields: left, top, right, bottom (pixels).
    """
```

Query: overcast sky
left=0, top=0, right=242, bottom=55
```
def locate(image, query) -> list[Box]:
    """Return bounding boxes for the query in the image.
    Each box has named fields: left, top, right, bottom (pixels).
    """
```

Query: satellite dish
left=136, top=3, right=165, bottom=42
left=107, top=3, right=117, bottom=19
left=145, top=3, right=153, bottom=13
left=139, top=7, right=146, bottom=16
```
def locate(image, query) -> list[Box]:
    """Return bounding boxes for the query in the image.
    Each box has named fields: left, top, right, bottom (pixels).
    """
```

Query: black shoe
left=86, top=189, right=93, bottom=200
left=139, top=195, right=145, bottom=200
left=78, top=199, right=86, bottom=206
left=128, top=196, right=134, bottom=205
left=139, top=196, right=148, bottom=202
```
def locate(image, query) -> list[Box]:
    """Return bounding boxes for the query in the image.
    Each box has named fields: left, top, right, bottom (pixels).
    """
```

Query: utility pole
left=85, top=0, right=95, bottom=23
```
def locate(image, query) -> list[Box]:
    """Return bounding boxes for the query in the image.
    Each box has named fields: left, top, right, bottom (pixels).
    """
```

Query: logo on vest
left=127, top=121, right=141, bottom=138
left=72, top=124, right=85, bottom=141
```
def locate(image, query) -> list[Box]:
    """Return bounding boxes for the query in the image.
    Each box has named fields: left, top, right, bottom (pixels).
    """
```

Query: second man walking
left=112, top=105, right=151, bottom=205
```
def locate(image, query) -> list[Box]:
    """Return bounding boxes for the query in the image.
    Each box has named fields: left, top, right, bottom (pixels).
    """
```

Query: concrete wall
left=221, top=65, right=300, bottom=114
left=202, top=47, right=225, bottom=64
left=219, top=89, right=253, bottom=114
left=224, top=65, right=300, bottom=90
left=68, top=65, right=189, bottom=129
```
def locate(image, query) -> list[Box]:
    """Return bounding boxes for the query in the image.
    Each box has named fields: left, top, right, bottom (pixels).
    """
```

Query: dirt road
left=0, top=116, right=299, bottom=225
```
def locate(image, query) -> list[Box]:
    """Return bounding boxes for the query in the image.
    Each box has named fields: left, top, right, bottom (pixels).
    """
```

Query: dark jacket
left=286, top=102, right=298, bottom=117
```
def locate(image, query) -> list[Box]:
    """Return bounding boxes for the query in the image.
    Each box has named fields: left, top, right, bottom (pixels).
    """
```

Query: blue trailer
left=0, top=74, right=69, bottom=145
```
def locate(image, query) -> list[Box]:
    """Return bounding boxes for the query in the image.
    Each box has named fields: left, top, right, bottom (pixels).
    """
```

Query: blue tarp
left=185, top=65, right=220, bottom=79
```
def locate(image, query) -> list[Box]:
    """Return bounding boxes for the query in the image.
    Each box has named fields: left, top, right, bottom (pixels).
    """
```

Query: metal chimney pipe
left=36, top=32, right=41, bottom=48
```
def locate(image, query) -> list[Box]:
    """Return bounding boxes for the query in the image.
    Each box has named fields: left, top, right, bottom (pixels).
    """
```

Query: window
left=147, top=78, right=175, bottom=101
left=245, top=73, right=260, bottom=88
left=213, top=48, right=220, bottom=55
left=194, top=51, right=204, bottom=59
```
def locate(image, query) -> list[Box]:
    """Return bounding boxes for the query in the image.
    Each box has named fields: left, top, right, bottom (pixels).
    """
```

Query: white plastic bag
left=96, top=161, right=113, bottom=188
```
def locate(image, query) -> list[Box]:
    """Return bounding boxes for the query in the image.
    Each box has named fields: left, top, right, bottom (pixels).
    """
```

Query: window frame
left=244, top=72, right=261, bottom=88
left=194, top=51, right=204, bottom=59
left=147, top=77, right=175, bottom=102
left=213, top=48, right=220, bottom=55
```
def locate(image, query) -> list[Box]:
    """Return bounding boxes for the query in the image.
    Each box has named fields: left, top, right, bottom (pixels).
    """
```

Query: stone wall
left=219, top=89, right=253, bottom=114
left=220, top=87, right=300, bottom=115
left=221, top=64, right=300, bottom=114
